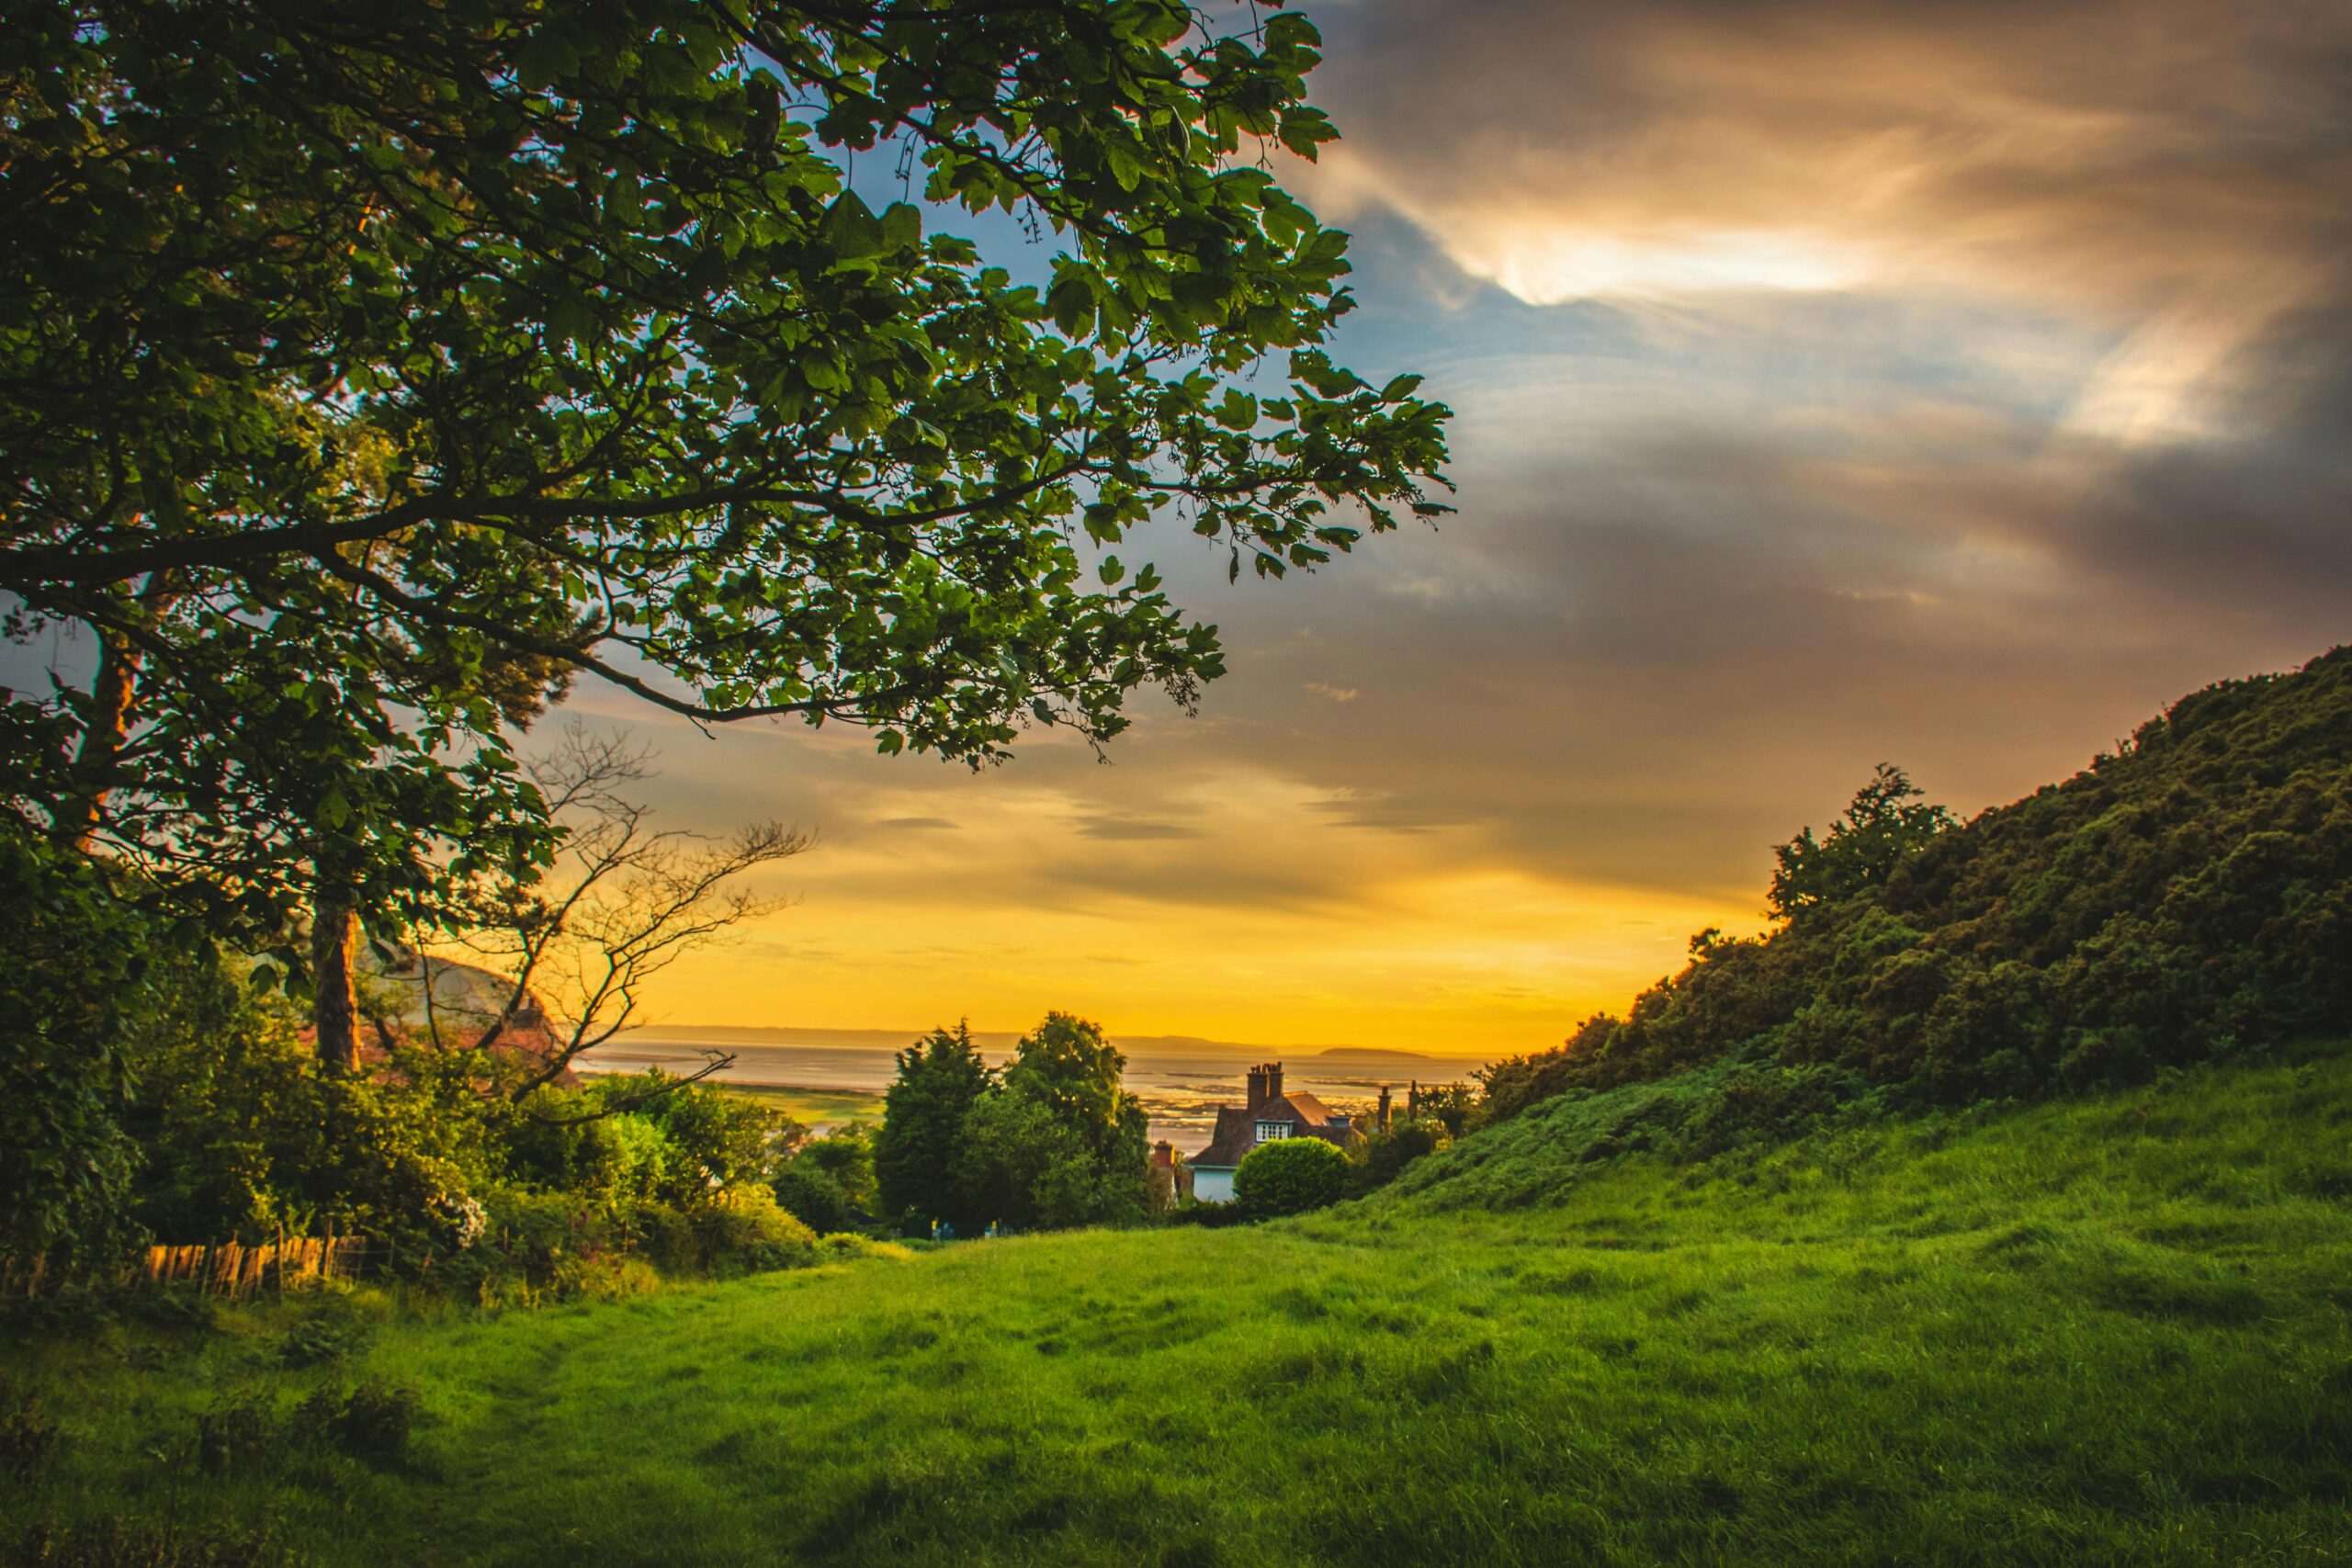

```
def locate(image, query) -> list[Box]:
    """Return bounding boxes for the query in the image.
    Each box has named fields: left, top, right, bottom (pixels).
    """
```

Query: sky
left=144, top=0, right=2352, bottom=1057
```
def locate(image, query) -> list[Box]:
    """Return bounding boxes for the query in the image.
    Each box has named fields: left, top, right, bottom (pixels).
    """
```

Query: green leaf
left=820, top=191, right=887, bottom=261
left=880, top=201, right=922, bottom=253
left=1277, top=109, right=1337, bottom=163
left=1264, top=12, right=1322, bottom=51
left=1048, top=274, right=1095, bottom=340
left=514, top=31, right=581, bottom=89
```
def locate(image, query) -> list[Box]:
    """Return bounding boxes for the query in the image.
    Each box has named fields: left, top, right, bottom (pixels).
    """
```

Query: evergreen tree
left=874, top=1022, right=991, bottom=1228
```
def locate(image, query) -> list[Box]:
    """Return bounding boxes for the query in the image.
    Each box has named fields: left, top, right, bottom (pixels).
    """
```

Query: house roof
left=1272, top=1090, right=1335, bottom=1127
left=1190, top=1094, right=1351, bottom=1169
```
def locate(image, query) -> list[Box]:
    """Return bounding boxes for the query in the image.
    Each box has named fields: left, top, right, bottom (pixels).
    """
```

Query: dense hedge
left=1234, top=1137, right=1348, bottom=1216
left=1483, top=647, right=2352, bottom=1120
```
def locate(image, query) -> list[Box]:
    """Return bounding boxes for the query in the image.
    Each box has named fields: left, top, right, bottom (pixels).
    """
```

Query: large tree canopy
left=0, top=0, right=1452, bottom=939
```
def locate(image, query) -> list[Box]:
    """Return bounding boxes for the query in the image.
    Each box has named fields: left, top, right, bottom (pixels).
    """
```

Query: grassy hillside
left=9, top=1047, right=2350, bottom=1566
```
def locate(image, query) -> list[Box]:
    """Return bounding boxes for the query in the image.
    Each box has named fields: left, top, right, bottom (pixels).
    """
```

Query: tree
left=875, top=1021, right=992, bottom=1227
left=956, top=1089, right=1087, bottom=1231
left=792, top=1125, right=877, bottom=1212
left=1348, top=1116, right=1449, bottom=1195
left=1405, top=1080, right=1476, bottom=1138
left=962, top=1012, right=1149, bottom=1228
left=3, top=1, right=1453, bottom=965
left=1233, top=1135, right=1345, bottom=1217
left=411, top=725, right=811, bottom=1100
left=773, top=1123, right=876, bottom=1233
left=1001, top=1012, right=1148, bottom=1174
left=1768, top=764, right=1955, bottom=922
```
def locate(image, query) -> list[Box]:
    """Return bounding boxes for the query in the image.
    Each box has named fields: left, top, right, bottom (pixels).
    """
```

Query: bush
left=1234, top=1138, right=1349, bottom=1217
left=773, top=1168, right=850, bottom=1235
left=1350, top=1119, right=1452, bottom=1195
left=789, top=1126, right=877, bottom=1213
left=0, top=828, right=153, bottom=1273
left=691, top=1186, right=818, bottom=1274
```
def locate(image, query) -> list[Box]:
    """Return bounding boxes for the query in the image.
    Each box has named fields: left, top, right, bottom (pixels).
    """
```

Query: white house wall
left=1192, top=1168, right=1236, bottom=1204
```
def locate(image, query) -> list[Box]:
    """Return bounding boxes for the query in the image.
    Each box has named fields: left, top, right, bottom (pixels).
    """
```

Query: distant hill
left=609, top=1022, right=1405, bottom=1062
left=1483, top=646, right=2352, bottom=1118
left=358, top=944, right=540, bottom=1035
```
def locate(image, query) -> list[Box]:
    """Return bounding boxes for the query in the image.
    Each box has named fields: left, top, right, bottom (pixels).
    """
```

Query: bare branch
left=404, top=728, right=812, bottom=1101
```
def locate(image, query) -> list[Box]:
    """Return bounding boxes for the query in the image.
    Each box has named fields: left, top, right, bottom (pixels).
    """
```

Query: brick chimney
left=1246, top=1065, right=1269, bottom=1111
left=1377, top=1084, right=1393, bottom=1131
left=1264, top=1062, right=1284, bottom=1105
left=1151, top=1140, right=1175, bottom=1171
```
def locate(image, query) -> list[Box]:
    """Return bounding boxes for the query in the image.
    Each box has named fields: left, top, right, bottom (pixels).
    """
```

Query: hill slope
left=1483, top=647, right=2352, bottom=1118
left=9, top=1049, right=2350, bottom=1566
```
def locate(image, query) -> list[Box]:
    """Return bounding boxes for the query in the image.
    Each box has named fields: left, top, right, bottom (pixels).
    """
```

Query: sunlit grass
left=713, top=1082, right=884, bottom=1126
left=7, top=1051, right=2348, bottom=1565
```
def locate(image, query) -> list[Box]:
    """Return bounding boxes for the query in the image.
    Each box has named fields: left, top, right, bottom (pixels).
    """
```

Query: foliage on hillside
left=1482, top=648, right=2352, bottom=1121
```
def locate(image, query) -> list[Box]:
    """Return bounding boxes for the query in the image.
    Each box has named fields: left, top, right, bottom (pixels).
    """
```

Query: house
left=1186, top=1062, right=1368, bottom=1203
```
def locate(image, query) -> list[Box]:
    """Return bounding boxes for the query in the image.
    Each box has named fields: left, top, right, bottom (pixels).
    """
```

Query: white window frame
left=1255, top=1121, right=1290, bottom=1143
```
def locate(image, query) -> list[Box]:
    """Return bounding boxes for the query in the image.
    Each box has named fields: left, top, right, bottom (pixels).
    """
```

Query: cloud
left=1072, top=815, right=1204, bottom=841
left=1306, top=0, right=2352, bottom=312
left=547, top=0, right=2351, bottom=1049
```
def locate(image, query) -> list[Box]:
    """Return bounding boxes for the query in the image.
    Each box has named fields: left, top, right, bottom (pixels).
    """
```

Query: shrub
left=789, top=1127, right=877, bottom=1212
left=573, top=1114, right=673, bottom=1207
left=0, top=1382, right=55, bottom=1482
left=692, top=1187, right=818, bottom=1274
left=0, top=828, right=154, bottom=1273
left=1234, top=1138, right=1349, bottom=1217
left=1350, top=1119, right=1451, bottom=1194
left=773, top=1168, right=850, bottom=1235
left=295, top=1378, right=419, bottom=1470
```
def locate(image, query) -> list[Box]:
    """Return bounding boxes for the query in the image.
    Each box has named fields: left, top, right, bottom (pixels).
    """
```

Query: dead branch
left=407, top=719, right=812, bottom=1100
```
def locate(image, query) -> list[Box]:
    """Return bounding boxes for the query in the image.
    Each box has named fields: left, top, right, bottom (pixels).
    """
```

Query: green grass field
left=8, top=1051, right=2349, bottom=1566
left=715, top=1081, right=884, bottom=1126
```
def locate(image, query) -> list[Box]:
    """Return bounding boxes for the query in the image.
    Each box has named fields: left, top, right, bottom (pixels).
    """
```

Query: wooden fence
left=4, top=1236, right=368, bottom=1299
left=139, top=1236, right=368, bottom=1298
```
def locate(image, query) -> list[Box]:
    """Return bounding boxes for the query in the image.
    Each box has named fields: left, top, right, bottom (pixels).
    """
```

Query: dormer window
left=1255, top=1121, right=1289, bottom=1143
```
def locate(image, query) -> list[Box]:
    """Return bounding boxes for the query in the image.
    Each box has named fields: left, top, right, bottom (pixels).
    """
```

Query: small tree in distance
left=1235, top=1137, right=1348, bottom=1218
left=1769, top=764, right=1955, bottom=922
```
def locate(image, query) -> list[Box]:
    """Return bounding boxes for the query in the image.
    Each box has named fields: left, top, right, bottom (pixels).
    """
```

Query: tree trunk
left=311, top=884, right=362, bottom=1077
left=57, top=626, right=141, bottom=850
